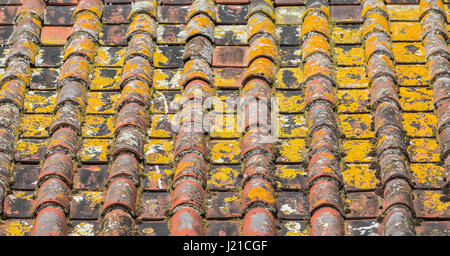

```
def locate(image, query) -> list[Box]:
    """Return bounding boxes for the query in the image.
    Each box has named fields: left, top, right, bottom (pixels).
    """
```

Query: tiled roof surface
left=0, top=0, right=448, bottom=236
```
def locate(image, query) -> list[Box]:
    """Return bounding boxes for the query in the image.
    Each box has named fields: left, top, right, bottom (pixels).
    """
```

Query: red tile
left=138, top=192, right=170, bottom=220
left=213, top=46, right=249, bottom=67
left=346, top=192, right=382, bottom=219
left=206, top=221, right=241, bottom=236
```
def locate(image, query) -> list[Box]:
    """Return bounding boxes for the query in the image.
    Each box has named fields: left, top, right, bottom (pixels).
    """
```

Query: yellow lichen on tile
left=274, top=91, right=304, bottom=113
left=415, top=190, right=450, bottom=216
left=86, top=92, right=119, bottom=114
left=336, top=66, right=368, bottom=89
left=277, top=138, right=306, bottom=163
left=334, top=46, right=364, bottom=66
left=4, top=221, right=32, bottom=236
left=144, top=139, right=174, bottom=164
left=395, top=65, right=429, bottom=86
left=24, top=91, right=57, bottom=114
left=331, top=25, right=361, bottom=44
left=403, top=112, right=437, bottom=137
left=211, top=114, right=239, bottom=138
left=399, top=87, right=434, bottom=111
left=21, top=114, right=52, bottom=137
left=148, top=114, right=175, bottom=138
left=387, top=5, right=419, bottom=21
left=208, top=166, right=240, bottom=188
left=342, top=164, right=378, bottom=190
left=275, top=6, right=305, bottom=25
left=275, top=68, right=303, bottom=89
left=410, top=163, right=444, bottom=188
left=79, top=139, right=111, bottom=162
left=283, top=221, right=310, bottom=236
left=153, top=69, right=182, bottom=90
left=338, top=114, right=374, bottom=139
left=90, top=68, right=121, bottom=90
left=337, top=89, right=370, bottom=113
left=392, top=42, right=425, bottom=63
left=342, top=140, right=374, bottom=162
left=408, top=138, right=440, bottom=162
left=82, top=115, right=114, bottom=138
left=96, top=47, right=126, bottom=67
left=210, top=140, right=240, bottom=164
left=391, top=22, right=421, bottom=41
left=278, top=114, right=307, bottom=138
left=73, top=191, right=103, bottom=208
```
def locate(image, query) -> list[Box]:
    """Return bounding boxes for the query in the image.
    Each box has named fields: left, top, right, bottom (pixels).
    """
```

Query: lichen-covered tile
left=210, top=114, right=239, bottom=138
left=276, top=191, right=308, bottom=219
left=206, top=191, right=241, bottom=219
left=214, top=25, right=246, bottom=45
left=275, top=90, right=304, bottom=113
left=150, top=90, right=181, bottom=114
left=334, top=45, right=364, bottom=66
left=346, top=220, right=381, bottom=236
left=342, top=164, right=378, bottom=191
left=331, top=24, right=361, bottom=44
left=408, top=138, right=440, bottom=162
left=276, top=25, right=300, bottom=46
left=213, top=90, right=240, bottom=113
left=392, top=42, right=425, bottom=63
left=395, top=65, right=429, bottom=86
left=278, top=114, right=307, bottom=138
left=403, top=112, right=436, bottom=137
left=207, top=165, right=241, bottom=191
left=276, top=138, right=306, bottom=163
left=336, top=66, right=368, bottom=89
left=214, top=68, right=246, bottom=88
left=82, top=115, right=115, bottom=138
left=148, top=114, right=175, bottom=138
left=70, top=191, right=103, bottom=219
left=157, top=25, right=186, bottom=45
left=15, top=139, right=46, bottom=163
left=154, top=45, right=184, bottom=68
left=337, top=89, right=370, bottom=113
left=142, top=165, right=173, bottom=191
left=387, top=5, right=419, bottom=21
left=153, top=69, right=182, bottom=90
left=24, top=91, right=57, bottom=114
left=279, top=220, right=310, bottom=236
left=69, top=221, right=100, bottom=236
left=279, top=46, right=301, bottom=67
left=391, top=22, right=421, bottom=41
left=21, top=114, right=52, bottom=138
left=86, top=92, right=119, bottom=114
left=79, top=139, right=111, bottom=163
left=415, top=221, right=450, bottom=236
left=275, top=6, right=304, bottom=25
left=275, top=68, right=303, bottom=89
left=0, top=220, right=33, bottom=236
left=342, top=140, right=374, bottom=163
left=413, top=190, right=450, bottom=218
left=275, top=164, right=307, bottom=190
left=399, top=87, right=433, bottom=111
left=144, top=139, right=174, bottom=164
left=96, top=47, right=126, bottom=67
left=410, top=163, right=445, bottom=189
left=90, top=68, right=121, bottom=90
left=210, top=140, right=240, bottom=164
left=137, top=222, right=169, bottom=236
left=4, top=191, right=34, bottom=218
left=30, top=68, right=59, bottom=90
left=339, top=114, right=374, bottom=139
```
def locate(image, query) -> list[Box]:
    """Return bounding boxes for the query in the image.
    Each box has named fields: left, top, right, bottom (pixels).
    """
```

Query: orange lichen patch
left=144, top=139, right=173, bottom=164
left=387, top=5, right=420, bottom=21
left=334, top=46, right=364, bottom=66
left=276, top=138, right=306, bottom=163
left=337, top=89, right=370, bottom=113
left=275, top=68, right=303, bottom=89
left=408, top=138, right=440, bottom=162
left=210, top=140, right=240, bottom=164
left=211, top=114, right=239, bottom=138
left=336, top=66, right=368, bottom=89
left=278, top=114, right=307, bottom=138
left=414, top=190, right=450, bottom=217
left=342, top=164, right=378, bottom=190
left=275, top=164, right=307, bottom=189
left=402, top=112, right=437, bottom=137
left=331, top=25, right=361, bottom=44
left=82, top=115, right=114, bottom=138
left=4, top=220, right=32, bottom=236
left=248, top=37, right=278, bottom=63
left=153, top=69, right=182, bottom=90
left=148, top=114, right=175, bottom=138
left=274, top=90, right=304, bottom=113
left=24, top=91, right=57, bottom=114
left=410, top=163, right=445, bottom=188
left=90, top=68, right=121, bottom=90
left=246, top=184, right=276, bottom=204
left=15, top=139, right=46, bottom=161
left=275, top=6, right=305, bottom=25
left=301, top=14, right=329, bottom=39
left=207, top=166, right=240, bottom=189
left=399, top=87, right=434, bottom=111
left=391, top=22, right=421, bottom=42
left=392, top=42, right=426, bottom=63
left=342, top=140, right=374, bottom=163
left=395, top=65, right=429, bottom=86
left=282, top=221, right=310, bottom=236
left=362, top=13, right=390, bottom=39
left=20, top=114, right=52, bottom=137
left=79, top=139, right=111, bottom=162
left=96, top=47, right=126, bottom=67
left=86, top=92, right=119, bottom=114
left=338, top=114, right=374, bottom=139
